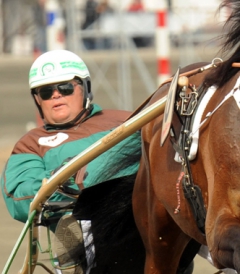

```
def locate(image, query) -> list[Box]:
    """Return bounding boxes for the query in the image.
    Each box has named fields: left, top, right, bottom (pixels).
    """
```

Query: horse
left=132, top=0, right=240, bottom=273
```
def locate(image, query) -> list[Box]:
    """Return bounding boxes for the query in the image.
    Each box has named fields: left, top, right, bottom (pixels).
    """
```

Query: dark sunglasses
left=36, top=81, right=82, bottom=100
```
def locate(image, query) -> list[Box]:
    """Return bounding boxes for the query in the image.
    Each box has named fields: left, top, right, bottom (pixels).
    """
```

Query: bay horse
left=133, top=0, right=240, bottom=273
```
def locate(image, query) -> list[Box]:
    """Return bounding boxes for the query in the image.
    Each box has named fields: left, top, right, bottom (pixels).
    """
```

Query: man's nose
left=52, top=89, right=62, bottom=98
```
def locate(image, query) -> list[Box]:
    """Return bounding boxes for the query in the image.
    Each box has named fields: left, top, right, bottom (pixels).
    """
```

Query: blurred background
left=0, top=0, right=229, bottom=126
left=0, top=0, right=230, bottom=273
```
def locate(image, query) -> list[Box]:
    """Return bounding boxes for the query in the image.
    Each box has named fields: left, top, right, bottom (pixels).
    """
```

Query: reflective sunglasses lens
left=37, top=83, right=74, bottom=100
left=38, top=86, right=53, bottom=100
left=58, top=83, right=74, bottom=96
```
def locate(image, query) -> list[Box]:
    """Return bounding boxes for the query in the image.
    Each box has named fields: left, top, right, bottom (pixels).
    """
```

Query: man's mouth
left=53, top=103, right=65, bottom=109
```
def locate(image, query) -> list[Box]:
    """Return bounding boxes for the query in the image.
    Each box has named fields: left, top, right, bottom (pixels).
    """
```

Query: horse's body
left=133, top=0, right=240, bottom=272
left=132, top=64, right=209, bottom=273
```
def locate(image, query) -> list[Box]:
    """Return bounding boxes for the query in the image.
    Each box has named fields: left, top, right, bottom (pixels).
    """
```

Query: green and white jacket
left=1, top=104, right=141, bottom=223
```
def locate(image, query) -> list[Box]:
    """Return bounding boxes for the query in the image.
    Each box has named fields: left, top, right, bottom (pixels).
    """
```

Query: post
left=156, top=1, right=171, bottom=86
left=65, top=0, right=79, bottom=52
left=0, top=0, right=2, bottom=54
left=45, top=0, right=66, bottom=51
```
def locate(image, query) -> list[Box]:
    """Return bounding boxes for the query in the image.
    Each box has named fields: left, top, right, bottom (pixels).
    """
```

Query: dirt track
left=0, top=48, right=222, bottom=273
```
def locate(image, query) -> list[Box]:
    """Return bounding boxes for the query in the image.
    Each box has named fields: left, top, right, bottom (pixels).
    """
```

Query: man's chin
left=50, top=116, right=72, bottom=125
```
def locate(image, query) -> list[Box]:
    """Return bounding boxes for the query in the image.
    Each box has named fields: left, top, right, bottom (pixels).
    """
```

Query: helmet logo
left=42, top=63, right=55, bottom=76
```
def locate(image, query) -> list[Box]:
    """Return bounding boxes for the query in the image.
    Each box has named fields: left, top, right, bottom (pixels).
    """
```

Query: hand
left=42, top=178, right=48, bottom=186
left=51, top=157, right=82, bottom=195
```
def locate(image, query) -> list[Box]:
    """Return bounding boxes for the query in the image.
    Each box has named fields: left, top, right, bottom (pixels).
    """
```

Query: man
left=0, top=49, right=141, bottom=273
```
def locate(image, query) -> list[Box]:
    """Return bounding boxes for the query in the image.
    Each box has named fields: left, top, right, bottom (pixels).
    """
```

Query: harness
left=168, top=59, right=223, bottom=234
left=171, top=83, right=207, bottom=234
left=171, top=63, right=240, bottom=237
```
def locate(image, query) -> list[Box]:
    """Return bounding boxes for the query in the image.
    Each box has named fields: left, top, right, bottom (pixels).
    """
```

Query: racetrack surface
left=0, top=49, right=222, bottom=273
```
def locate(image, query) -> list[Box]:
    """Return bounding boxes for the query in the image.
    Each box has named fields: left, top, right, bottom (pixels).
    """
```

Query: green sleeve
left=0, top=153, right=71, bottom=223
left=83, top=131, right=141, bottom=188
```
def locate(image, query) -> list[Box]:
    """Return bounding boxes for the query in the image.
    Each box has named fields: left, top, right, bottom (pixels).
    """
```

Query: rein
left=160, top=58, right=222, bottom=87
left=126, top=58, right=223, bottom=122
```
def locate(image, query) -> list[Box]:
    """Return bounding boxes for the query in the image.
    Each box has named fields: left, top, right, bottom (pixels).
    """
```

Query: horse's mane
left=205, top=0, right=240, bottom=88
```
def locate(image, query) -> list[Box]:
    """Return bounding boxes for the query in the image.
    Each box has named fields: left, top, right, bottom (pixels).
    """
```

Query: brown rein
left=126, top=59, right=223, bottom=121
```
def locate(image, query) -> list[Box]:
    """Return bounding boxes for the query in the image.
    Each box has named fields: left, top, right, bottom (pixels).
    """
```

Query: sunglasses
left=36, top=81, right=82, bottom=100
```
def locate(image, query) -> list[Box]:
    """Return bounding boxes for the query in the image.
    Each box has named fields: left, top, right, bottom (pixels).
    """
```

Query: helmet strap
left=85, top=97, right=91, bottom=109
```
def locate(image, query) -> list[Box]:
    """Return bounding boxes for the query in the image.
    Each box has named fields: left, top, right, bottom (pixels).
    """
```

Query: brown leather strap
left=126, top=64, right=211, bottom=121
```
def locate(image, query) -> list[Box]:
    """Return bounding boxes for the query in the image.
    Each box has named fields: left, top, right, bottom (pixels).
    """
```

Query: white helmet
left=29, top=49, right=90, bottom=88
left=29, top=50, right=92, bottom=119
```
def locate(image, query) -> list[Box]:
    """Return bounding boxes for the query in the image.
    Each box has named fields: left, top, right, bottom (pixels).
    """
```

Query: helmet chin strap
left=44, top=99, right=92, bottom=130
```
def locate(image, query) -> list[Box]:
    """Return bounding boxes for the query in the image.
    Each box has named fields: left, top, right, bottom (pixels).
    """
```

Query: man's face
left=34, top=79, right=84, bottom=124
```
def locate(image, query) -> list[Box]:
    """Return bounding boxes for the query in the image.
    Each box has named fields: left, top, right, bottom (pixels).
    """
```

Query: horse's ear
left=160, top=67, right=180, bottom=146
